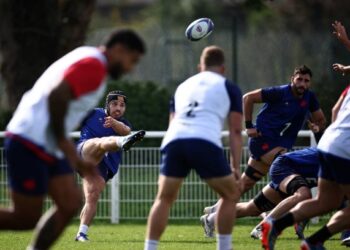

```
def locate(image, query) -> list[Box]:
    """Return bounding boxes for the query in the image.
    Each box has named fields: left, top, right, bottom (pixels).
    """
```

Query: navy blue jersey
left=78, top=108, right=131, bottom=172
left=256, top=84, right=319, bottom=148
left=280, top=147, right=319, bottom=177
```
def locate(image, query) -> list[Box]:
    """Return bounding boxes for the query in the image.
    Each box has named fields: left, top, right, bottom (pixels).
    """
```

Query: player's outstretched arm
left=333, top=63, right=350, bottom=75
left=104, top=116, right=131, bottom=135
left=332, top=20, right=350, bottom=51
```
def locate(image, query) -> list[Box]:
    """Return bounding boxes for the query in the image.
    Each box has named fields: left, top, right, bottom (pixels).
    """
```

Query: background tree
left=0, top=0, right=96, bottom=111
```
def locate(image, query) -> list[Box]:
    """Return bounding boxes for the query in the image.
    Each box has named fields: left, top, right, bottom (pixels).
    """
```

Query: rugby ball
left=185, top=18, right=214, bottom=41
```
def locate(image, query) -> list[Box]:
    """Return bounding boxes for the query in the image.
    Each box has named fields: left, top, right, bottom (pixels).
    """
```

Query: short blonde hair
left=200, top=46, right=225, bottom=67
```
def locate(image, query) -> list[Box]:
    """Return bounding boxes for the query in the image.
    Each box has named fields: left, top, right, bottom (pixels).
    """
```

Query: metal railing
left=0, top=130, right=315, bottom=222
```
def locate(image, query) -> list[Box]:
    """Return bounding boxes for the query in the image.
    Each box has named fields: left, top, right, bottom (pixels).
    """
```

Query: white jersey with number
left=161, top=71, right=242, bottom=149
left=318, top=90, right=350, bottom=160
left=6, top=46, right=108, bottom=158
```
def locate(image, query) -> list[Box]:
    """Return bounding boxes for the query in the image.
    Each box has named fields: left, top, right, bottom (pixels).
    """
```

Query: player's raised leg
left=81, top=131, right=146, bottom=165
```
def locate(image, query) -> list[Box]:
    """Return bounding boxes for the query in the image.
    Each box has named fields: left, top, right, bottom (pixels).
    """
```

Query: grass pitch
left=0, top=220, right=345, bottom=250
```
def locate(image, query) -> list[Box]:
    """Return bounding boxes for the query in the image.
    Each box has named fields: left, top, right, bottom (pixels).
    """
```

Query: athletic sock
left=306, top=225, right=332, bottom=245
left=78, top=224, right=89, bottom=235
left=144, top=239, right=158, bottom=250
left=274, top=212, right=295, bottom=233
left=208, top=212, right=216, bottom=225
left=217, top=234, right=232, bottom=250
left=115, top=137, right=124, bottom=148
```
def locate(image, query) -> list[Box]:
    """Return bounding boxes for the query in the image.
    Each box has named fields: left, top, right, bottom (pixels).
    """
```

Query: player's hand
left=307, top=120, right=320, bottom=133
left=246, top=128, right=261, bottom=138
left=333, top=63, right=347, bottom=75
left=103, top=116, right=116, bottom=128
left=332, top=20, right=349, bottom=44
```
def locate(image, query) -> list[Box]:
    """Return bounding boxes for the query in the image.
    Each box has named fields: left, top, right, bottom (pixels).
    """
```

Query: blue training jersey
left=78, top=108, right=131, bottom=172
left=256, top=84, right=319, bottom=148
left=283, top=147, right=319, bottom=178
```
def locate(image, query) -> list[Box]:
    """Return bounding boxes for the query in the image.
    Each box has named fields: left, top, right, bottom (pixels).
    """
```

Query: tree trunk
left=0, top=0, right=96, bottom=110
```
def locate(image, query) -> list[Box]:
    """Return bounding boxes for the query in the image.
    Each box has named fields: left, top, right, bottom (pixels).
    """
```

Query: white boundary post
left=111, top=171, right=120, bottom=223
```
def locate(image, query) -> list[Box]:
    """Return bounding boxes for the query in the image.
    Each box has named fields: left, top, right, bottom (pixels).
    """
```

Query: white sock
left=217, top=234, right=232, bottom=250
left=78, top=224, right=89, bottom=235
left=115, top=136, right=124, bottom=148
left=208, top=212, right=216, bottom=225
left=144, top=239, right=158, bottom=250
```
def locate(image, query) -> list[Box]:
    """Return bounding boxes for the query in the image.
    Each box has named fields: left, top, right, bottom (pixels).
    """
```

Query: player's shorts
left=318, top=150, right=350, bottom=184
left=98, top=159, right=117, bottom=182
left=160, top=138, right=232, bottom=178
left=4, top=135, right=73, bottom=196
left=77, top=141, right=118, bottom=182
left=248, top=136, right=289, bottom=161
left=269, top=156, right=317, bottom=191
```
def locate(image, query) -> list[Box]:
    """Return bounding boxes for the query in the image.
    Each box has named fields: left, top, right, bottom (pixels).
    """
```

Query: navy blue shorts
left=269, top=157, right=296, bottom=191
left=98, top=159, right=117, bottom=182
left=318, top=150, right=350, bottom=184
left=269, top=156, right=318, bottom=191
left=5, top=136, right=73, bottom=196
left=160, top=139, right=232, bottom=178
left=249, top=136, right=289, bottom=160
left=77, top=141, right=118, bottom=182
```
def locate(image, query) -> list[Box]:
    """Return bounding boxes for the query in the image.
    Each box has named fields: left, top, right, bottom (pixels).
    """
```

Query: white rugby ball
left=185, top=18, right=214, bottom=41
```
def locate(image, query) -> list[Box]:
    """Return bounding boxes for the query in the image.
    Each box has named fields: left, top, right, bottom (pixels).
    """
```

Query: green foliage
left=0, top=110, right=12, bottom=131
left=104, top=80, right=171, bottom=131
left=104, top=80, right=172, bottom=146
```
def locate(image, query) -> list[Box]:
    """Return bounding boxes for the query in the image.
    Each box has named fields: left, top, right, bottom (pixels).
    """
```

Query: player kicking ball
left=75, top=90, right=145, bottom=242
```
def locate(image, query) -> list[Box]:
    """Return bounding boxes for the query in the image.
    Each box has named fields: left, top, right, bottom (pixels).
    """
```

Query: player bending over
left=201, top=147, right=319, bottom=240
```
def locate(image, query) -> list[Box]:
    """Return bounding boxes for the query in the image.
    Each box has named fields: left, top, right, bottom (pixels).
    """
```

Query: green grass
left=0, top=220, right=345, bottom=250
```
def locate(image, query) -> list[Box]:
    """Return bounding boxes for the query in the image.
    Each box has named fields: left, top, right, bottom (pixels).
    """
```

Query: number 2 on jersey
left=186, top=101, right=199, bottom=117
left=280, top=122, right=291, bottom=136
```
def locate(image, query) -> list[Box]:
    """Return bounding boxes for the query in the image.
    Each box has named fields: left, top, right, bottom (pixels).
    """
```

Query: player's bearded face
left=108, top=97, right=126, bottom=119
left=291, top=74, right=311, bottom=96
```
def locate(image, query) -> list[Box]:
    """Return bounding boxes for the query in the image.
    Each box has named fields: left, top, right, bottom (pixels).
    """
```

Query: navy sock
left=306, top=225, right=332, bottom=245
left=274, top=213, right=295, bottom=233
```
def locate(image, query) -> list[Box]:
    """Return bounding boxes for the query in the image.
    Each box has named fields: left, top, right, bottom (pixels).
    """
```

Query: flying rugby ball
left=185, top=18, right=214, bottom=41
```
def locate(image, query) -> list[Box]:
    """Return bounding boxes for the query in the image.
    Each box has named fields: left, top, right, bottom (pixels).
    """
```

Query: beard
left=108, top=63, right=124, bottom=79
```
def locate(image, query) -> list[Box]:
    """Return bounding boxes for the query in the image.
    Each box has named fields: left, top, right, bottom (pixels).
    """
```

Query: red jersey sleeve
left=63, top=57, right=107, bottom=98
left=341, top=85, right=350, bottom=97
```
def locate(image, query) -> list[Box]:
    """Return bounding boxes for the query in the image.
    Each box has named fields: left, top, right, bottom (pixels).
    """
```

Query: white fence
left=0, top=131, right=316, bottom=223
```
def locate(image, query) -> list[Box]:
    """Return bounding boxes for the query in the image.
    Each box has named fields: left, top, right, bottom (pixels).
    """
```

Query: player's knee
left=85, top=187, right=103, bottom=204
left=244, top=166, right=264, bottom=183
left=59, top=191, right=82, bottom=217
left=156, top=192, right=178, bottom=205
left=253, top=191, right=276, bottom=212
left=11, top=210, right=41, bottom=229
left=286, top=176, right=309, bottom=196
left=18, top=218, right=38, bottom=229
left=221, top=188, right=240, bottom=203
